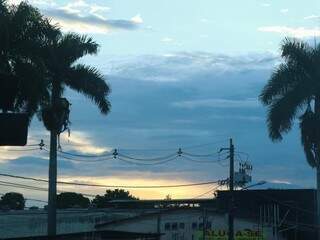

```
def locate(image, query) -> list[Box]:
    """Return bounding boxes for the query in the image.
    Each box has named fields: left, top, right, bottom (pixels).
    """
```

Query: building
left=0, top=189, right=316, bottom=240
left=216, top=189, right=317, bottom=240
left=96, top=208, right=279, bottom=240
left=0, top=208, right=161, bottom=239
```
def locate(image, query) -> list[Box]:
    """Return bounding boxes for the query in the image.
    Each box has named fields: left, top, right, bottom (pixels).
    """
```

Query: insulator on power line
left=177, top=148, right=183, bottom=156
left=113, top=149, right=118, bottom=159
left=39, top=139, right=45, bottom=150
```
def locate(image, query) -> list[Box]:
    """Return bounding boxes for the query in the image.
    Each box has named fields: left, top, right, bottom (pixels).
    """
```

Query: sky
left=1, top=0, right=320, bottom=206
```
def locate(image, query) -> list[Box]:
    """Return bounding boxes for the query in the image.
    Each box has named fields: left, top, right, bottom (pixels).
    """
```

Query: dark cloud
left=14, top=51, right=314, bottom=188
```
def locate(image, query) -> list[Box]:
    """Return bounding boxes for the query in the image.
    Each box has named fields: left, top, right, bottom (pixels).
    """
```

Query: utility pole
left=203, top=207, right=206, bottom=240
left=229, top=138, right=235, bottom=240
left=48, top=82, right=59, bottom=237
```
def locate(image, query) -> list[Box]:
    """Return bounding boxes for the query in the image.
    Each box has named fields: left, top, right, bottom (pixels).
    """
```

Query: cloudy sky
left=1, top=0, right=320, bottom=205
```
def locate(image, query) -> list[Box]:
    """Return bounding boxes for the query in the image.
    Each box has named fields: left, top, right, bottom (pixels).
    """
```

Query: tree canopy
left=57, top=192, right=90, bottom=209
left=0, top=192, right=25, bottom=210
left=260, top=38, right=320, bottom=168
left=0, top=0, right=111, bottom=128
left=92, top=189, right=138, bottom=208
left=0, top=1, right=59, bottom=116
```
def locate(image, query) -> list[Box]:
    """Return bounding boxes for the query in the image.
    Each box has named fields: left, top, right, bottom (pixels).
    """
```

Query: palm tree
left=260, top=38, right=320, bottom=238
left=41, top=32, right=111, bottom=236
left=1, top=1, right=110, bottom=236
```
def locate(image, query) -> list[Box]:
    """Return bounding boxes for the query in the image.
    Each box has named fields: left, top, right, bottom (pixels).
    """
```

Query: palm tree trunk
left=47, top=82, right=59, bottom=237
left=317, top=167, right=320, bottom=240
left=48, top=129, right=57, bottom=236
left=315, top=96, right=320, bottom=240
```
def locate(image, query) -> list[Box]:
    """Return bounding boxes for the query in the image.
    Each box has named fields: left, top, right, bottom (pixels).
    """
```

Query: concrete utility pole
left=48, top=83, right=59, bottom=237
left=203, top=207, right=206, bottom=240
left=228, top=138, right=235, bottom=240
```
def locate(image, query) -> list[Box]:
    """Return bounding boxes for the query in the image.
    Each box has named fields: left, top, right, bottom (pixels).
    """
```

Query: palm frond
left=13, top=59, right=50, bottom=119
left=57, top=33, right=99, bottom=65
left=281, top=38, right=314, bottom=73
left=300, top=109, right=319, bottom=168
left=64, top=64, right=111, bottom=114
left=260, top=62, right=310, bottom=105
left=266, top=86, right=309, bottom=141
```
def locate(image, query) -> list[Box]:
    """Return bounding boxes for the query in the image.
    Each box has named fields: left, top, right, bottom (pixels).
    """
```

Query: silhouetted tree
left=0, top=1, right=59, bottom=115
left=0, top=192, right=25, bottom=210
left=1, top=1, right=111, bottom=235
left=260, top=37, right=320, bottom=237
left=92, top=189, right=138, bottom=208
left=41, top=29, right=111, bottom=236
left=57, top=192, right=90, bottom=209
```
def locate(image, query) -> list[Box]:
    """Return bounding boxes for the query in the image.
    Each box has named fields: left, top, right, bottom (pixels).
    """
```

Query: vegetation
left=260, top=38, right=320, bottom=225
left=39, top=32, right=111, bottom=132
left=57, top=192, right=90, bottom=209
left=92, top=189, right=138, bottom=208
left=0, top=190, right=138, bottom=210
left=0, top=0, right=111, bottom=128
left=0, top=1, right=111, bottom=234
left=260, top=38, right=320, bottom=167
left=0, top=192, right=25, bottom=210
left=0, top=1, right=59, bottom=116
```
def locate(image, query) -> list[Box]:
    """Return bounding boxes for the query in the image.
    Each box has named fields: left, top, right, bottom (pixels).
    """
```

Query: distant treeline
left=0, top=189, right=137, bottom=210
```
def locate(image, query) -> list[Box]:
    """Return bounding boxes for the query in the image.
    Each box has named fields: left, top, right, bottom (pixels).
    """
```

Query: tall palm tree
left=1, top=1, right=110, bottom=236
left=260, top=38, right=320, bottom=238
left=42, top=32, right=111, bottom=236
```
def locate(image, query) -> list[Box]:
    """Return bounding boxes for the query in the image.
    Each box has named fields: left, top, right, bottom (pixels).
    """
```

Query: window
left=172, top=222, right=178, bottom=230
left=165, top=223, right=171, bottom=231
left=179, top=222, right=185, bottom=229
left=192, top=222, right=198, bottom=230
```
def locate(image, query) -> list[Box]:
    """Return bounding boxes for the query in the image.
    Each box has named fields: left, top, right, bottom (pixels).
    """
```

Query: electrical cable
left=192, top=185, right=220, bottom=199
left=5, top=148, right=40, bottom=152
left=180, top=155, right=228, bottom=163
left=0, top=181, right=96, bottom=197
left=236, top=151, right=250, bottom=161
left=117, top=155, right=179, bottom=165
left=118, top=152, right=178, bottom=161
left=182, top=151, right=222, bottom=158
left=0, top=173, right=221, bottom=189
left=42, top=148, right=114, bottom=162
left=58, top=154, right=115, bottom=162
left=58, top=150, right=113, bottom=158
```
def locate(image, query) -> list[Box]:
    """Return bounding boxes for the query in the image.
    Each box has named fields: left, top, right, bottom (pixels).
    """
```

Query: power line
left=0, top=173, right=221, bottom=189
left=43, top=148, right=114, bottom=162
left=118, top=152, right=178, bottom=161
left=181, top=155, right=228, bottom=163
left=192, top=185, right=220, bottom=199
left=5, top=148, right=40, bottom=152
left=182, top=152, right=220, bottom=158
left=117, top=156, right=179, bottom=165
left=58, top=150, right=113, bottom=158
left=0, top=180, right=96, bottom=197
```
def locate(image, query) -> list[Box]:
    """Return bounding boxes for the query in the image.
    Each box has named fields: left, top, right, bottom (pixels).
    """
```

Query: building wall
left=0, top=209, right=147, bottom=239
left=0, top=211, right=105, bottom=239
left=100, top=209, right=284, bottom=240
